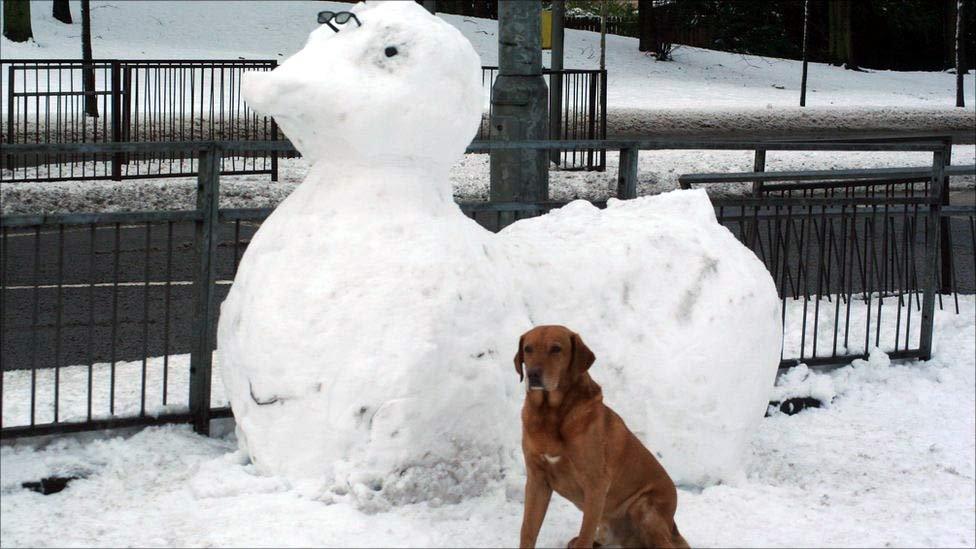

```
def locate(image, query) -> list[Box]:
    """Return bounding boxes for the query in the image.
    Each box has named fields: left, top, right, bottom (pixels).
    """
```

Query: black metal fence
left=1, top=138, right=972, bottom=440
left=564, top=15, right=638, bottom=37
left=2, top=60, right=608, bottom=182
left=480, top=67, right=607, bottom=171
left=2, top=59, right=281, bottom=182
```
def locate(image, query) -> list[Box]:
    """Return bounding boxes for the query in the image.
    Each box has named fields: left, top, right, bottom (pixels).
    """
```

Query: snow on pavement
left=1, top=296, right=973, bottom=547
left=4, top=145, right=974, bottom=215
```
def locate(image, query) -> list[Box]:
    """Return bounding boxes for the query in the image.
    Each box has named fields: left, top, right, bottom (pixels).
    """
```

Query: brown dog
left=516, top=326, right=688, bottom=549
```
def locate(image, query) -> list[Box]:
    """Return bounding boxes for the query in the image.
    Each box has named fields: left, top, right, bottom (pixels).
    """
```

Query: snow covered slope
left=3, top=0, right=973, bottom=113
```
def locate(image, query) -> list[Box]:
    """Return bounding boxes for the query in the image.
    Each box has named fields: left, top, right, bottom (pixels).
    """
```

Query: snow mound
left=218, top=1, right=781, bottom=506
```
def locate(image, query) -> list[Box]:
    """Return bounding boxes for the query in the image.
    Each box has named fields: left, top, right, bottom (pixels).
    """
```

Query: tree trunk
left=957, top=0, right=966, bottom=107
left=638, top=0, right=657, bottom=53
left=945, top=0, right=957, bottom=69
left=2, top=0, right=34, bottom=42
left=828, top=0, right=857, bottom=69
left=82, top=0, right=99, bottom=117
left=53, top=0, right=72, bottom=24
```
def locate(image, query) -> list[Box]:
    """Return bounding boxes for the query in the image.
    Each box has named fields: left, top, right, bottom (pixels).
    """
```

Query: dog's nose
left=527, top=370, right=543, bottom=388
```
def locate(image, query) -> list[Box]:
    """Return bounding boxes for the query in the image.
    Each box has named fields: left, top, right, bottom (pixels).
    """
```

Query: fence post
left=189, top=144, right=221, bottom=435
left=269, top=60, right=279, bottom=182
left=599, top=69, right=608, bottom=170
left=587, top=71, right=597, bottom=169
left=616, top=146, right=638, bottom=199
left=918, top=146, right=946, bottom=361
left=5, top=65, right=15, bottom=171
left=110, top=61, right=122, bottom=181
left=745, top=148, right=767, bottom=245
left=751, top=149, right=766, bottom=195
left=938, top=137, right=952, bottom=293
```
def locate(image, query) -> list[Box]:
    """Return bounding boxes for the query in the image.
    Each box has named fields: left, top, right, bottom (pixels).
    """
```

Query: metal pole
left=955, top=0, right=965, bottom=108
left=490, top=0, right=549, bottom=228
left=616, top=146, right=639, bottom=199
left=549, top=0, right=565, bottom=165
left=938, top=138, right=953, bottom=292
left=599, top=1, right=607, bottom=70
left=918, top=146, right=946, bottom=360
left=189, top=145, right=220, bottom=435
left=800, top=0, right=810, bottom=107
left=270, top=60, right=280, bottom=182
left=111, top=61, right=122, bottom=180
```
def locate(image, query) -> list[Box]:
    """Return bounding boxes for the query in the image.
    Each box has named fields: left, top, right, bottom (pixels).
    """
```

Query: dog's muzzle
left=527, top=370, right=544, bottom=391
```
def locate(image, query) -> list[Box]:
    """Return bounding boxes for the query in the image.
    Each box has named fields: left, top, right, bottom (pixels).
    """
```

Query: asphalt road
left=2, top=201, right=974, bottom=373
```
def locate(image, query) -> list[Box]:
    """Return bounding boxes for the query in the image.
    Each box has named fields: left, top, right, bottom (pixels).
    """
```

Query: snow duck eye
left=385, top=46, right=398, bottom=58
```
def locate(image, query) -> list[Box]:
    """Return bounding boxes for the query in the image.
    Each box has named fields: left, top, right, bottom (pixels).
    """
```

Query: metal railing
left=2, top=59, right=281, bottom=182
left=2, top=60, right=608, bottom=181
left=1, top=137, right=972, bottom=440
left=479, top=67, right=608, bottom=170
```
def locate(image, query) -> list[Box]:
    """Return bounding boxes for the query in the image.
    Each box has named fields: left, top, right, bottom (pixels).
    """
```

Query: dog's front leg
left=520, top=464, right=553, bottom=549
left=569, top=483, right=609, bottom=548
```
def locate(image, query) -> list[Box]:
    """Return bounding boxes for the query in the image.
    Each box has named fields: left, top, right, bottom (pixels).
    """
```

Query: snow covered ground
left=3, top=1, right=973, bottom=111
left=1, top=296, right=973, bottom=547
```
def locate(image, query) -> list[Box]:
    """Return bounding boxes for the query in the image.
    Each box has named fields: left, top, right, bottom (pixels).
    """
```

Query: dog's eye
left=549, top=346, right=561, bottom=354
left=524, top=346, right=534, bottom=354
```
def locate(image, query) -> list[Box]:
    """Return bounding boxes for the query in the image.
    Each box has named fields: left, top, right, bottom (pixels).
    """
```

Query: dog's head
left=514, top=326, right=595, bottom=392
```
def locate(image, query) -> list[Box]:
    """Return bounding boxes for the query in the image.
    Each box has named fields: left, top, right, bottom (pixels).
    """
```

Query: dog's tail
left=672, top=523, right=690, bottom=548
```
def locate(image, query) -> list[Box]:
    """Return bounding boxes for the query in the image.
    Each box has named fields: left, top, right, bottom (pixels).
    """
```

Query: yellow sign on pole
left=541, top=9, right=552, bottom=50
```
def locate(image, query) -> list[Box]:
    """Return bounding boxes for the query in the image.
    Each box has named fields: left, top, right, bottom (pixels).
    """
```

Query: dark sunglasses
left=317, top=11, right=362, bottom=32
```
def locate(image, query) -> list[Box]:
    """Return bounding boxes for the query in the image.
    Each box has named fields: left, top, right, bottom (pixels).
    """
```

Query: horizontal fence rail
left=1, top=138, right=973, bottom=440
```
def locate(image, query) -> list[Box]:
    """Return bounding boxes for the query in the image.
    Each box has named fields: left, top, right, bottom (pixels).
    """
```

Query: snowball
left=218, top=1, right=781, bottom=506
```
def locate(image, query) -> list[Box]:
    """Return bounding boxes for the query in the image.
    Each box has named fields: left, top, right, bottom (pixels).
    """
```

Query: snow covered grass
left=3, top=145, right=974, bottom=215
left=1, top=296, right=973, bottom=547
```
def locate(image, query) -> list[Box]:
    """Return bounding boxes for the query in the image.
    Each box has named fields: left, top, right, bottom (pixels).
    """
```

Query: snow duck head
left=242, top=1, right=483, bottom=168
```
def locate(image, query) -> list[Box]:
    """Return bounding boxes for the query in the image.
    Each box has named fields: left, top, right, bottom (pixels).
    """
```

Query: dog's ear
left=570, top=332, right=595, bottom=374
left=514, top=334, right=525, bottom=382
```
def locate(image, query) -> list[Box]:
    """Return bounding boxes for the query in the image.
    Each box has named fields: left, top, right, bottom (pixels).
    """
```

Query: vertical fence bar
left=5, top=65, right=15, bottom=170
left=189, top=145, right=221, bottom=435
left=938, top=137, right=952, bottom=293
left=599, top=69, right=607, bottom=170
left=269, top=60, right=279, bottom=182
left=111, top=61, right=123, bottom=180
left=918, top=147, right=946, bottom=360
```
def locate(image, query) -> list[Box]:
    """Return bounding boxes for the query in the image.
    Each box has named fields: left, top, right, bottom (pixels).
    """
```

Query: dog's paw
left=566, top=537, right=600, bottom=549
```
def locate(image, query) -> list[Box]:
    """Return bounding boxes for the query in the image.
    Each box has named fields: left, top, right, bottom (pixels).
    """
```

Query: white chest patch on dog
left=543, top=454, right=561, bottom=464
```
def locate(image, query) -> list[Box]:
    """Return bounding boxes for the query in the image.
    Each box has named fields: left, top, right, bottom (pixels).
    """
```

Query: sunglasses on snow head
left=317, top=11, right=362, bottom=32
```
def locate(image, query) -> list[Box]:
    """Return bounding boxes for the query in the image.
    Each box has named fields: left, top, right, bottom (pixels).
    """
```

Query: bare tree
left=2, top=0, right=34, bottom=42
left=82, top=0, right=98, bottom=117
left=956, top=0, right=966, bottom=107
left=53, top=0, right=73, bottom=24
left=800, top=0, right=810, bottom=106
